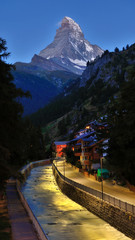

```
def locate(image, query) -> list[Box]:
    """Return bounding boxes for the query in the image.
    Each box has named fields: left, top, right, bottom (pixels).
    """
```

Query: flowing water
left=22, top=165, right=130, bottom=240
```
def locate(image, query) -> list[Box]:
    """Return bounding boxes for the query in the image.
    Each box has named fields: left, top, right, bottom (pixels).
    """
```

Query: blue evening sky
left=0, top=0, right=135, bottom=64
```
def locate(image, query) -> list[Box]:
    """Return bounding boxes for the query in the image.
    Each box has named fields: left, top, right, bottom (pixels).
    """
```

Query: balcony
left=84, top=160, right=90, bottom=165
left=74, top=152, right=81, bottom=157
left=74, top=149, right=92, bottom=157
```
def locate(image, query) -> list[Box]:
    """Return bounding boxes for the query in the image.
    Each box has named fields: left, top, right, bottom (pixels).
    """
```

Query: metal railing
left=52, top=162, right=135, bottom=216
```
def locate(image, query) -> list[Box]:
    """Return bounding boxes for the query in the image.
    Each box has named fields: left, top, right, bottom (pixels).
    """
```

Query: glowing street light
left=63, top=159, right=65, bottom=180
left=100, top=157, right=103, bottom=201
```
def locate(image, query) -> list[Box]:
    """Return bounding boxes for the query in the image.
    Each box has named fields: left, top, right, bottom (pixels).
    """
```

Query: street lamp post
left=63, top=159, right=65, bottom=180
left=100, top=157, right=103, bottom=201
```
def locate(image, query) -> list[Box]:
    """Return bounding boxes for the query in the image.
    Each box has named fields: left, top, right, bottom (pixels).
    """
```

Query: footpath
left=6, top=178, right=39, bottom=240
left=56, top=160, right=135, bottom=206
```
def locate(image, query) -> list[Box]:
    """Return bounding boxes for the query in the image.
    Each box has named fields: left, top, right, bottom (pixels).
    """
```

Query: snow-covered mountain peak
left=37, top=17, right=104, bottom=74
left=61, top=16, right=83, bottom=34
left=55, top=16, right=84, bottom=41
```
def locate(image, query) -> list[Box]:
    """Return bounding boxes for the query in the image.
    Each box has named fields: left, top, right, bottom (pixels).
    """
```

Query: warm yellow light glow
left=22, top=165, right=130, bottom=240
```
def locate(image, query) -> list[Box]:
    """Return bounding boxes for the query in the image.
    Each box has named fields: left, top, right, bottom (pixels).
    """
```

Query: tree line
left=0, top=38, right=45, bottom=189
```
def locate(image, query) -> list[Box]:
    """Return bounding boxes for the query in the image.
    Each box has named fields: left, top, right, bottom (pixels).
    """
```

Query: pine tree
left=114, top=47, right=119, bottom=53
left=0, top=38, right=30, bottom=164
left=126, top=44, right=129, bottom=50
left=0, top=38, right=46, bottom=187
left=107, top=79, right=135, bottom=184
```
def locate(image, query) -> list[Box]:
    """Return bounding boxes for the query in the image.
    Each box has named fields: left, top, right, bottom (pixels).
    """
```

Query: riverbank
left=4, top=159, right=133, bottom=240
left=6, top=178, right=39, bottom=240
left=4, top=159, right=50, bottom=240
left=22, top=165, right=130, bottom=240
left=53, top=160, right=135, bottom=239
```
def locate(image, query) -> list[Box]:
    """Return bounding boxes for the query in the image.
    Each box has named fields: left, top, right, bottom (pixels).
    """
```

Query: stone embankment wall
left=52, top=164, right=135, bottom=240
left=19, top=159, right=51, bottom=183
left=16, top=159, right=51, bottom=240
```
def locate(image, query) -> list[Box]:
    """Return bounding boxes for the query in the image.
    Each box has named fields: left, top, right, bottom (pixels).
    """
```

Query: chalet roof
left=77, top=129, right=85, bottom=133
left=87, top=141, right=96, bottom=147
left=87, top=120, right=97, bottom=125
left=87, top=138, right=104, bottom=147
left=97, top=122, right=108, bottom=127
left=54, top=141, right=69, bottom=145
left=75, top=143, right=81, bottom=146
left=69, top=131, right=95, bottom=143
left=74, top=129, right=85, bottom=136
left=86, top=120, right=108, bottom=128
left=82, top=136, right=96, bottom=142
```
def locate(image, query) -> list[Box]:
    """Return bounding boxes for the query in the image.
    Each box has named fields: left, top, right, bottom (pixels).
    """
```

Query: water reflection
left=22, top=165, right=130, bottom=240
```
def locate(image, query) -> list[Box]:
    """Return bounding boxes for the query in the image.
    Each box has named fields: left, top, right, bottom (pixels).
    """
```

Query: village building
left=52, top=120, right=108, bottom=170
left=52, top=141, right=68, bottom=157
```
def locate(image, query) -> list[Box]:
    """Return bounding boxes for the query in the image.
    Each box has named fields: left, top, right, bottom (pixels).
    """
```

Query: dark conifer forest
left=0, top=38, right=45, bottom=189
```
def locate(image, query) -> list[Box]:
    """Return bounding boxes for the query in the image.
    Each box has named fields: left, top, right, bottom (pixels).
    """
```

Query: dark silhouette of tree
left=107, top=79, right=135, bottom=184
left=126, top=44, right=129, bottom=50
left=103, top=50, right=109, bottom=56
left=62, top=147, right=78, bottom=166
left=114, top=47, right=119, bottom=53
left=0, top=38, right=30, bottom=162
left=58, top=118, right=67, bottom=135
left=22, top=118, right=45, bottom=162
left=87, top=61, right=90, bottom=66
left=0, top=38, right=45, bottom=187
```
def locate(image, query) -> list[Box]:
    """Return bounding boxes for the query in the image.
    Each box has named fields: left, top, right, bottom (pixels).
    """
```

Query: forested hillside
left=30, top=43, right=135, bottom=130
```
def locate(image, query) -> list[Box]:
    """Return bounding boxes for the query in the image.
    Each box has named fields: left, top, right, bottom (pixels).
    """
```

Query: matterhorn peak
left=55, top=16, right=84, bottom=41
left=37, top=17, right=104, bottom=74
left=61, top=16, right=83, bottom=34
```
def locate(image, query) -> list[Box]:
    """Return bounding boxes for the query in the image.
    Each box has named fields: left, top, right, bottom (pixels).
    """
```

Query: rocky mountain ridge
left=30, top=43, right=135, bottom=128
left=65, top=44, right=135, bottom=93
left=13, top=16, right=104, bottom=115
left=38, top=16, right=104, bottom=74
left=80, top=45, right=135, bottom=87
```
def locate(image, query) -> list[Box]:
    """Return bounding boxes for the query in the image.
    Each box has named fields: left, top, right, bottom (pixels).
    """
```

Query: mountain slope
left=13, top=70, right=59, bottom=116
left=30, top=43, right=135, bottom=130
left=13, top=63, right=78, bottom=115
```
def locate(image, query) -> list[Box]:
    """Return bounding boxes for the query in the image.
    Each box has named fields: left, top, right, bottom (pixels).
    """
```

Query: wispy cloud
left=56, top=20, right=62, bottom=27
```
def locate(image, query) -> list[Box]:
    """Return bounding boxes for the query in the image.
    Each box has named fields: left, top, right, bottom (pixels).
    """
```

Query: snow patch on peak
left=85, top=42, right=93, bottom=52
left=64, top=16, right=73, bottom=21
left=74, top=65, right=84, bottom=69
left=61, top=16, right=82, bottom=33
left=91, top=57, right=95, bottom=61
left=68, top=58, right=86, bottom=67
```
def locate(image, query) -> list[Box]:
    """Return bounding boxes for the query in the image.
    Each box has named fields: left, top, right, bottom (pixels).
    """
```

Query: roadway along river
left=22, top=165, right=130, bottom=240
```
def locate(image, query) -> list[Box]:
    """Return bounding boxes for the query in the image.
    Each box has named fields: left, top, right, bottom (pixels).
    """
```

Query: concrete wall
left=16, top=159, right=51, bottom=240
left=52, top=164, right=135, bottom=240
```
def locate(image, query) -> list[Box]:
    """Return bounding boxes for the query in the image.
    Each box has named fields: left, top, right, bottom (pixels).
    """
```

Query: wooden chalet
left=52, top=141, right=68, bottom=157
left=52, top=120, right=107, bottom=170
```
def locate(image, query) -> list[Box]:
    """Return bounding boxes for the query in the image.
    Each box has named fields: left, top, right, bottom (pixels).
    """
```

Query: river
left=22, top=165, right=130, bottom=240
